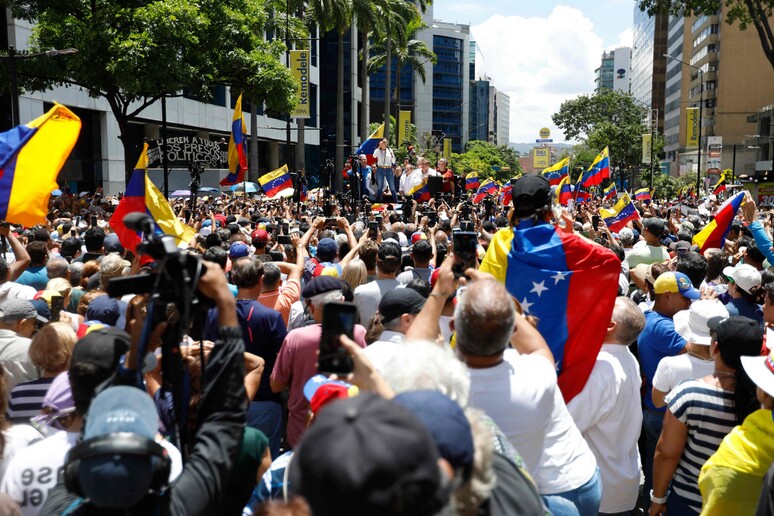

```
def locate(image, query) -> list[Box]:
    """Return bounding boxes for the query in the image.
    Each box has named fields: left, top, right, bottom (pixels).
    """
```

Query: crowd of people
left=0, top=163, right=770, bottom=516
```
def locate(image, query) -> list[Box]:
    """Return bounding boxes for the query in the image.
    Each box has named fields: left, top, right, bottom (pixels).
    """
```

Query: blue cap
left=229, top=242, right=250, bottom=259
left=86, top=296, right=125, bottom=328
left=316, top=238, right=338, bottom=262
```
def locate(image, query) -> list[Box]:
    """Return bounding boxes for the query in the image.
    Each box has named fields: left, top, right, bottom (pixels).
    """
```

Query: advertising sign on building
left=758, top=183, right=774, bottom=205
left=642, top=134, right=652, bottom=164
left=398, top=110, right=411, bottom=147
left=289, top=50, right=311, bottom=118
left=685, top=107, right=699, bottom=147
left=533, top=148, right=550, bottom=169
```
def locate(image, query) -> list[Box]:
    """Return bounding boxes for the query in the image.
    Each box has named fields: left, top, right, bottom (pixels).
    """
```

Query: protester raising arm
left=0, top=224, right=30, bottom=281
left=404, top=255, right=456, bottom=343
left=740, top=192, right=774, bottom=266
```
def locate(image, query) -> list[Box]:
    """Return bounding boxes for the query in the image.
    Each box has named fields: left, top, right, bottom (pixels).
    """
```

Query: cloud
left=608, top=27, right=633, bottom=50
left=471, top=5, right=606, bottom=143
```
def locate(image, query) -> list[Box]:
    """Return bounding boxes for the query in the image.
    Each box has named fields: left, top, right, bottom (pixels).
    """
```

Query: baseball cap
left=86, top=296, right=125, bottom=328
left=669, top=241, right=692, bottom=253
left=78, top=386, right=163, bottom=509
left=511, top=175, right=550, bottom=218
left=288, top=393, right=446, bottom=515
left=29, top=299, right=52, bottom=323
left=103, top=233, right=125, bottom=254
left=100, top=253, right=130, bottom=279
left=653, top=271, right=700, bottom=299
left=618, top=227, right=634, bottom=242
left=251, top=228, right=269, bottom=243
left=316, top=238, right=338, bottom=262
left=393, top=390, right=474, bottom=475
left=643, top=217, right=665, bottom=237
left=708, top=315, right=763, bottom=351
left=379, top=288, right=426, bottom=323
left=0, top=298, right=47, bottom=323
left=722, top=263, right=762, bottom=295
left=60, top=237, right=82, bottom=258
left=741, top=349, right=774, bottom=398
left=303, top=374, right=359, bottom=415
left=411, top=232, right=427, bottom=245
left=673, top=300, right=729, bottom=345
left=71, top=327, right=131, bottom=374
left=301, top=276, right=342, bottom=299
left=229, top=242, right=250, bottom=259
left=378, top=241, right=402, bottom=262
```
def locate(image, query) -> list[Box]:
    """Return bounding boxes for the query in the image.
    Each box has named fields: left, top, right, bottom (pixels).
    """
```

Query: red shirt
left=441, top=168, right=455, bottom=192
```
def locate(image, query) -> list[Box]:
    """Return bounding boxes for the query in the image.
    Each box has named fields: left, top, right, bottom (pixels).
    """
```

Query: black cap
left=379, top=288, right=426, bottom=323
left=31, top=227, right=51, bottom=242
left=288, top=394, right=445, bottom=515
left=643, top=217, right=666, bottom=237
left=378, top=241, right=402, bottom=261
left=301, top=276, right=343, bottom=299
left=60, top=237, right=82, bottom=258
left=512, top=175, right=551, bottom=217
left=708, top=315, right=763, bottom=350
left=71, top=327, right=130, bottom=373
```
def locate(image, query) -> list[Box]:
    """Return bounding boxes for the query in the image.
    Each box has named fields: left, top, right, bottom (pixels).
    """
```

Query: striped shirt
left=667, top=379, right=737, bottom=514
left=8, top=377, right=55, bottom=423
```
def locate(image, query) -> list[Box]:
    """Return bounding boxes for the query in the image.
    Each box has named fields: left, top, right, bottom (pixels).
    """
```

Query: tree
left=637, top=0, right=774, bottom=71
left=4, top=0, right=298, bottom=179
left=450, top=140, right=523, bottom=184
left=307, top=0, right=353, bottom=189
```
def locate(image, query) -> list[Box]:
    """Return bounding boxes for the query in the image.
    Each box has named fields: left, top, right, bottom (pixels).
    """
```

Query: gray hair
left=46, top=257, right=70, bottom=279
left=454, top=280, right=516, bottom=357
left=380, top=340, right=470, bottom=407
left=69, top=262, right=84, bottom=287
left=455, top=408, right=496, bottom=515
left=309, top=289, right=344, bottom=308
left=262, top=263, right=281, bottom=289
left=612, top=296, right=645, bottom=344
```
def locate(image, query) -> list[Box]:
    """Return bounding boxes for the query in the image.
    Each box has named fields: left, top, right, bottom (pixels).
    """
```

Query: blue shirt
left=204, top=300, right=287, bottom=403
left=16, top=266, right=48, bottom=291
left=638, top=310, right=686, bottom=410
left=724, top=297, right=763, bottom=325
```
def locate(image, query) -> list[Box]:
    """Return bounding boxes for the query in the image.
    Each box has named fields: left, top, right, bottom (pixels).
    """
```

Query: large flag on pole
left=221, top=93, right=248, bottom=186
left=581, top=147, right=610, bottom=187
left=479, top=219, right=621, bottom=403
left=111, top=144, right=196, bottom=253
left=354, top=124, right=384, bottom=167
left=541, top=157, right=570, bottom=186
left=0, top=104, right=81, bottom=227
left=693, top=191, right=746, bottom=253
left=556, top=176, right=573, bottom=206
left=599, top=193, right=640, bottom=232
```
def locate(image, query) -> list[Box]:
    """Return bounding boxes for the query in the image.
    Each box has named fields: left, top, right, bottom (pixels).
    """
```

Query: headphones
left=64, top=432, right=171, bottom=500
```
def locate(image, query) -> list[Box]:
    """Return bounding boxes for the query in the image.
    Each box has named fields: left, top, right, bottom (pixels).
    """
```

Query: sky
left=433, top=0, right=636, bottom=144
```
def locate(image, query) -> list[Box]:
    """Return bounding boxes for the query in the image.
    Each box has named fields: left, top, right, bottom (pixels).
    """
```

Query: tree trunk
left=335, top=31, right=345, bottom=192
left=250, top=98, right=258, bottom=182
left=394, top=59, right=401, bottom=147
left=360, top=29, right=370, bottom=143
left=296, top=117, right=305, bottom=173
left=383, top=38, right=392, bottom=143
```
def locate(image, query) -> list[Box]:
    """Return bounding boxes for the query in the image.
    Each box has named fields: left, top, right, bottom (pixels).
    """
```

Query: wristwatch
left=649, top=489, right=668, bottom=504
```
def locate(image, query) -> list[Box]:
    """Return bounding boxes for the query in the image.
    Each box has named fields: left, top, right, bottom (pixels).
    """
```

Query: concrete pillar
left=268, top=141, right=279, bottom=171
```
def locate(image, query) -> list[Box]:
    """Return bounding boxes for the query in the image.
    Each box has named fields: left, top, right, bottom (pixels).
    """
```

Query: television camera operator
left=41, top=261, right=247, bottom=515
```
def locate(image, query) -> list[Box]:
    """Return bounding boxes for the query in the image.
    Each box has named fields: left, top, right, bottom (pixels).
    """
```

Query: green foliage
left=637, top=1, right=774, bottom=70
left=645, top=172, right=679, bottom=201
left=4, top=0, right=298, bottom=174
left=449, top=140, right=522, bottom=184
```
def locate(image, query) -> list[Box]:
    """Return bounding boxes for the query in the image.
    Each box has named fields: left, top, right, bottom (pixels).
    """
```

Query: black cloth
left=757, top=461, right=774, bottom=516
left=477, top=451, right=545, bottom=516
left=73, top=252, right=104, bottom=264
left=40, top=326, right=247, bottom=516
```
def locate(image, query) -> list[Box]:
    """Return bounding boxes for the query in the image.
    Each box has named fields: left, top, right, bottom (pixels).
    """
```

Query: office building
left=496, top=90, right=510, bottom=146
left=468, top=41, right=490, bottom=143
left=595, top=47, right=632, bottom=92
left=631, top=8, right=667, bottom=133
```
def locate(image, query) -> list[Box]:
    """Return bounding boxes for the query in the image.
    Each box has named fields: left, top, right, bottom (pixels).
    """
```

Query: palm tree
left=369, top=14, right=436, bottom=143
left=352, top=0, right=379, bottom=143
left=307, top=0, right=353, bottom=189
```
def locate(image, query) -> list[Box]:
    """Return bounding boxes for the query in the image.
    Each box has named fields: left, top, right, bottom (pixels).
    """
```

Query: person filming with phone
left=270, top=276, right=367, bottom=450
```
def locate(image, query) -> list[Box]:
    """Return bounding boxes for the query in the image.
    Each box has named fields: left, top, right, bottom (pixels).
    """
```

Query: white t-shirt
left=362, top=331, right=405, bottom=373
left=566, top=344, right=643, bottom=513
left=652, top=352, right=714, bottom=394
left=0, top=425, right=43, bottom=484
left=625, top=244, right=669, bottom=269
left=353, top=278, right=400, bottom=326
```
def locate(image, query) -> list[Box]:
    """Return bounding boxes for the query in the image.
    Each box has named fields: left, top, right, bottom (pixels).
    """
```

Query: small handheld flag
left=473, top=179, right=497, bottom=204
left=259, top=165, right=293, bottom=198
left=465, top=172, right=480, bottom=191
left=603, top=183, right=617, bottom=201
left=599, top=193, right=640, bottom=232
left=541, top=157, right=570, bottom=186
left=634, top=188, right=652, bottom=205
left=581, top=147, right=610, bottom=187
left=408, top=179, right=431, bottom=202
left=693, top=191, right=746, bottom=253
left=712, top=170, right=728, bottom=195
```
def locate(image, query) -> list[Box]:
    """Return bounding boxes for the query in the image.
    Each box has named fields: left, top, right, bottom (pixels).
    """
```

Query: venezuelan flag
left=556, top=176, right=573, bottom=206
left=479, top=217, right=620, bottom=403
left=221, top=93, right=248, bottom=186
left=541, top=157, right=570, bottom=186
left=581, top=147, right=610, bottom=187
left=0, top=104, right=81, bottom=227
left=259, top=165, right=293, bottom=198
left=603, top=183, right=617, bottom=201
left=499, top=184, right=513, bottom=206
left=634, top=187, right=652, bottom=204
left=693, top=191, right=746, bottom=253
left=712, top=170, right=728, bottom=195
left=465, top=172, right=480, bottom=191
left=599, top=193, right=640, bottom=232
left=408, top=179, right=431, bottom=202
left=111, top=143, right=196, bottom=253
left=473, top=179, right=497, bottom=203
left=354, top=124, right=384, bottom=167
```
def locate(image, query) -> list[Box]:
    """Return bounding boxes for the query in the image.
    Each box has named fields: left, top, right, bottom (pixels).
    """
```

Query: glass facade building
left=432, top=34, right=465, bottom=152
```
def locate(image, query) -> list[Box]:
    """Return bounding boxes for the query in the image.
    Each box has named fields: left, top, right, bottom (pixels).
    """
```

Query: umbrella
left=229, top=182, right=260, bottom=193
left=51, top=189, right=63, bottom=196
left=170, top=189, right=191, bottom=198
left=199, top=187, right=221, bottom=194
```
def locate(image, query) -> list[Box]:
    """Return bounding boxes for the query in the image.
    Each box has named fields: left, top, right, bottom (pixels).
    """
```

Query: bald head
left=454, top=280, right=516, bottom=356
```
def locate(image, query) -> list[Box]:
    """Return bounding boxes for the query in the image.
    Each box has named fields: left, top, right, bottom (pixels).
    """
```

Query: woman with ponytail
left=648, top=316, right=763, bottom=516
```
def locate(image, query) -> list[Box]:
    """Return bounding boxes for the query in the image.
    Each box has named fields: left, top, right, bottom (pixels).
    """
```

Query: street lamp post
left=664, top=54, right=703, bottom=196
left=5, top=47, right=78, bottom=127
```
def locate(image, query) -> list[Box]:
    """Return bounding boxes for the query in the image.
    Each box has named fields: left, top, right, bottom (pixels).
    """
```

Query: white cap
left=741, top=352, right=774, bottom=398
left=674, top=300, right=729, bottom=345
left=722, top=263, right=762, bottom=295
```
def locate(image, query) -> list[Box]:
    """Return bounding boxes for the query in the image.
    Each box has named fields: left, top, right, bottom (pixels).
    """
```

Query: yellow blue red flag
left=259, top=165, right=293, bottom=198
left=355, top=124, right=384, bottom=167
left=581, top=147, right=610, bottom=187
left=221, top=93, right=248, bottom=186
left=541, top=157, right=569, bottom=186
left=599, top=193, right=640, bottom=232
left=0, top=104, right=81, bottom=227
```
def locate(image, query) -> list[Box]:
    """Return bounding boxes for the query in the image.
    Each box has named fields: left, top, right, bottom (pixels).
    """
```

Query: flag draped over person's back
left=221, top=93, right=248, bottom=186
left=259, top=165, right=293, bottom=198
left=111, top=144, right=196, bottom=253
left=0, top=104, right=81, bottom=227
left=693, top=191, right=746, bottom=253
left=599, top=193, right=640, bottom=232
left=354, top=124, right=384, bottom=167
left=541, top=157, right=569, bottom=186
left=480, top=218, right=620, bottom=403
left=581, top=147, right=610, bottom=187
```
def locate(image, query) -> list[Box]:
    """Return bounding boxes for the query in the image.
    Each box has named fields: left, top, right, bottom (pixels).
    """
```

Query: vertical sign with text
left=685, top=107, right=699, bottom=148
left=290, top=50, right=310, bottom=118
left=398, top=110, right=411, bottom=147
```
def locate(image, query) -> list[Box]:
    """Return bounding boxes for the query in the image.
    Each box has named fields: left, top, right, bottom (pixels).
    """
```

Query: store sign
left=290, top=50, right=311, bottom=119
left=146, top=137, right=227, bottom=167
left=758, top=183, right=774, bottom=205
